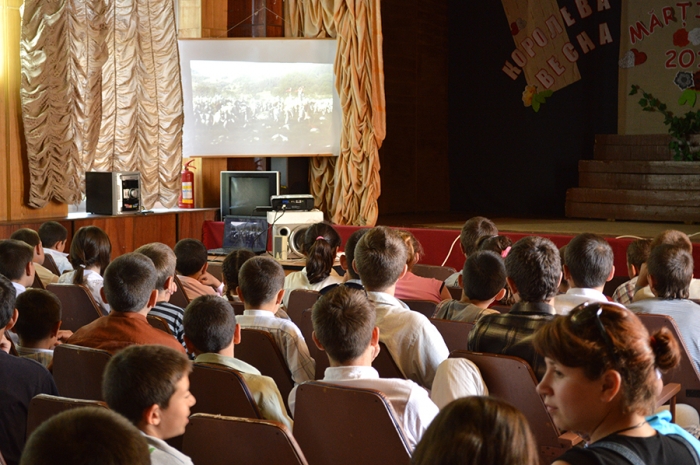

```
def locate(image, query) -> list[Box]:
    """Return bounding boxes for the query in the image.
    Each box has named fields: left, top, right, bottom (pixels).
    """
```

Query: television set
left=220, top=171, right=280, bottom=217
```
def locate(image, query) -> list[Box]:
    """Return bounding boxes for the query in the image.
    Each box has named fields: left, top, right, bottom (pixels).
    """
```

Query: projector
left=271, top=194, right=315, bottom=212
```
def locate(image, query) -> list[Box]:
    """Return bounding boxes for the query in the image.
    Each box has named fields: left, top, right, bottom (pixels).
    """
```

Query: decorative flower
left=675, top=71, right=695, bottom=90
left=522, top=85, right=537, bottom=107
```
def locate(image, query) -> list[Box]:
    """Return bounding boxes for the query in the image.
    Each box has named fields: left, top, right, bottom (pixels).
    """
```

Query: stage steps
left=565, top=135, right=700, bottom=223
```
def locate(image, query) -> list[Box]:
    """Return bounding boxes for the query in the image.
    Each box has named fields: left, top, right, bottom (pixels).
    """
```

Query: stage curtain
left=19, top=0, right=182, bottom=209
left=285, top=0, right=385, bottom=226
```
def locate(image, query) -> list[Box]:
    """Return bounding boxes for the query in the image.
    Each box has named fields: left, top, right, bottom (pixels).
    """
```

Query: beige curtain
left=20, top=0, right=182, bottom=209
left=285, top=0, right=385, bottom=226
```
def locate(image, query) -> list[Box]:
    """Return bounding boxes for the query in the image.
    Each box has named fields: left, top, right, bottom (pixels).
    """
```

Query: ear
left=562, top=264, right=573, bottom=283
left=233, top=323, right=241, bottom=345
left=648, top=274, right=658, bottom=296
left=5, top=309, right=18, bottom=331
left=340, top=253, right=348, bottom=271
left=397, top=263, right=408, bottom=280
left=495, top=287, right=507, bottom=301
left=457, top=274, right=463, bottom=289
left=370, top=326, right=380, bottom=360
left=142, top=403, right=162, bottom=427
left=146, top=289, right=158, bottom=309
left=352, top=259, right=359, bottom=276
left=99, top=287, right=108, bottom=305
left=311, top=331, right=325, bottom=351
left=50, top=321, right=62, bottom=338
left=275, top=288, right=285, bottom=305
left=606, top=265, right=615, bottom=283
left=236, top=286, right=244, bottom=303
left=599, top=369, right=622, bottom=403
left=459, top=242, right=466, bottom=256
left=25, top=262, right=33, bottom=279
left=629, top=264, right=638, bottom=278
left=200, top=262, right=208, bottom=275
left=164, top=275, right=175, bottom=294
left=505, top=276, right=519, bottom=296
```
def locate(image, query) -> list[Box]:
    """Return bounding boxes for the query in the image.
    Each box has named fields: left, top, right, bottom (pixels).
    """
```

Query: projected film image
left=191, top=61, right=334, bottom=154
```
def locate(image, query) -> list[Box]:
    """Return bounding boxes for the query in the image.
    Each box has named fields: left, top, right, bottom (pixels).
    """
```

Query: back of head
left=344, top=228, right=369, bottom=280
left=412, top=396, right=539, bottom=465
left=134, top=243, right=177, bottom=291
left=10, top=228, right=41, bottom=248
left=647, top=244, right=693, bottom=299
left=505, top=236, right=560, bottom=303
left=397, top=230, right=424, bottom=271
left=651, top=230, right=693, bottom=253
left=183, top=295, right=236, bottom=353
left=534, top=302, right=681, bottom=416
left=627, top=238, right=652, bottom=270
left=303, top=223, right=341, bottom=285
left=14, top=289, right=61, bottom=344
left=463, top=251, right=507, bottom=301
left=312, top=285, right=375, bottom=363
left=238, top=256, right=285, bottom=307
left=0, top=275, right=17, bottom=328
left=564, top=233, right=614, bottom=288
left=38, top=221, right=68, bottom=249
left=173, top=238, right=208, bottom=276
left=69, top=226, right=112, bottom=284
left=20, top=407, right=150, bottom=465
left=354, top=226, right=407, bottom=291
left=477, top=235, right=512, bottom=257
left=460, top=217, right=498, bottom=256
left=103, top=253, right=157, bottom=312
left=0, top=239, right=34, bottom=281
left=103, top=344, right=191, bottom=426
left=221, top=249, right=256, bottom=300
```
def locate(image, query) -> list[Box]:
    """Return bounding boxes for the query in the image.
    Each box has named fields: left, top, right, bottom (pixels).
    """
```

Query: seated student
left=444, top=216, right=498, bottom=288
left=339, top=228, right=369, bottom=285
left=478, top=234, right=516, bottom=306
left=183, top=295, right=293, bottom=429
left=468, top=236, right=560, bottom=381
left=0, top=239, right=35, bottom=296
left=102, top=344, right=195, bottom=465
left=283, top=222, right=343, bottom=307
left=0, top=275, right=57, bottom=465
left=174, top=238, right=223, bottom=300
left=551, top=233, right=614, bottom=315
left=288, top=285, right=439, bottom=449
left=66, top=253, right=186, bottom=355
left=135, top=242, right=187, bottom=350
left=394, top=230, right=452, bottom=303
left=21, top=407, right=151, bottom=465
left=613, top=238, right=652, bottom=305
left=354, top=226, right=449, bottom=390
left=433, top=251, right=504, bottom=323
left=430, top=357, right=488, bottom=409
left=634, top=230, right=700, bottom=302
left=412, top=396, right=539, bottom=465
left=58, top=225, right=111, bottom=315
left=10, top=229, right=59, bottom=288
left=236, top=256, right=315, bottom=384
left=38, top=221, right=73, bottom=274
left=13, top=289, right=63, bottom=367
left=628, top=244, right=700, bottom=371
left=221, top=249, right=256, bottom=302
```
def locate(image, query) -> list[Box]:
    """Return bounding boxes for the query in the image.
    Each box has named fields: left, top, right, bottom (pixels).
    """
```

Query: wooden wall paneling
left=177, top=209, right=217, bottom=241
left=74, top=218, right=134, bottom=258
left=0, top=0, right=11, bottom=221
left=0, top=220, right=71, bottom=241
left=132, top=214, right=178, bottom=250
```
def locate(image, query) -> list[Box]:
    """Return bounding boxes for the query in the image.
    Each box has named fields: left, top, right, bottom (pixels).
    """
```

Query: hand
left=56, top=330, right=73, bottom=346
left=198, top=272, right=222, bottom=290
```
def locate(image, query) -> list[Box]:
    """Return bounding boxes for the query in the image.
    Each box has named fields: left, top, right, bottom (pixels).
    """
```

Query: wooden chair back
left=451, top=350, right=581, bottom=463
left=147, top=314, right=172, bottom=334
left=412, top=264, right=456, bottom=282
left=287, top=289, right=320, bottom=326
left=299, top=308, right=327, bottom=379
left=293, top=382, right=411, bottom=465
left=447, top=286, right=462, bottom=300
left=402, top=299, right=437, bottom=318
left=26, top=394, right=108, bottom=439
left=235, top=329, right=295, bottom=412
left=46, top=283, right=103, bottom=332
left=170, top=276, right=190, bottom=308
left=429, top=318, right=473, bottom=353
left=182, top=413, right=308, bottom=465
left=189, top=363, right=261, bottom=419
left=230, top=300, right=245, bottom=315
left=52, top=344, right=112, bottom=401
left=42, top=254, right=61, bottom=276
left=207, top=261, right=223, bottom=281
left=31, top=270, right=45, bottom=289
left=373, top=342, right=405, bottom=379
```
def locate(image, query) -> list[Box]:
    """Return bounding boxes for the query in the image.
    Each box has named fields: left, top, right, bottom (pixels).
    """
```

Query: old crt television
left=220, top=171, right=280, bottom=217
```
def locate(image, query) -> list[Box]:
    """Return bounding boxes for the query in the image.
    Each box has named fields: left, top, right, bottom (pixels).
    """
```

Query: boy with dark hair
left=551, top=233, right=614, bottom=315
left=66, top=253, right=186, bottom=354
left=0, top=275, right=57, bottom=465
left=629, top=245, right=700, bottom=370
left=339, top=228, right=369, bottom=284
left=468, top=236, right=561, bottom=380
left=0, top=239, right=36, bottom=296
left=10, top=228, right=59, bottom=288
left=445, top=216, right=498, bottom=288
left=21, top=407, right=151, bottom=465
left=236, top=256, right=315, bottom=384
left=354, top=227, right=448, bottom=390
left=103, top=344, right=195, bottom=465
left=433, top=251, right=504, bottom=323
left=38, top=221, right=73, bottom=274
left=183, top=295, right=293, bottom=429
left=174, top=238, right=223, bottom=300
left=613, top=238, right=652, bottom=305
left=288, top=285, right=438, bottom=449
left=136, top=242, right=186, bottom=349
left=14, top=289, right=62, bottom=367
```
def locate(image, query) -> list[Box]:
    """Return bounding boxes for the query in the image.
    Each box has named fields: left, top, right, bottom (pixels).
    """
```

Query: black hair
left=627, top=239, right=652, bottom=270
left=69, top=226, right=111, bottom=284
left=221, top=249, right=256, bottom=301
left=505, top=236, right=560, bottom=303
left=14, top=289, right=62, bottom=344
left=184, top=295, right=237, bottom=353
left=565, top=233, right=614, bottom=288
left=238, top=256, right=285, bottom=307
left=10, top=228, right=41, bottom=247
left=174, top=238, right=208, bottom=277
left=647, top=244, right=694, bottom=300
left=0, top=239, right=35, bottom=281
left=134, top=243, right=177, bottom=291
left=354, top=227, right=407, bottom=291
left=102, top=253, right=157, bottom=312
left=463, top=251, right=507, bottom=301
left=460, top=217, right=498, bottom=256
left=302, top=223, right=341, bottom=285
left=344, top=229, right=369, bottom=280
left=0, top=275, right=17, bottom=328
left=38, top=221, right=68, bottom=249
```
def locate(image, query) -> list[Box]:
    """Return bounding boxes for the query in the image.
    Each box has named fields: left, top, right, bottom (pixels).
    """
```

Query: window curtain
left=285, top=0, right=385, bottom=226
left=20, top=0, right=183, bottom=209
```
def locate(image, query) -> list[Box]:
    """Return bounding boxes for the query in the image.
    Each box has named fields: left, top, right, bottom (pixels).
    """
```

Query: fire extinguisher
left=178, top=160, right=196, bottom=209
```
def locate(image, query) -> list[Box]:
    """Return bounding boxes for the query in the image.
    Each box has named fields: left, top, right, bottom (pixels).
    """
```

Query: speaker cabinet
left=267, top=210, right=324, bottom=259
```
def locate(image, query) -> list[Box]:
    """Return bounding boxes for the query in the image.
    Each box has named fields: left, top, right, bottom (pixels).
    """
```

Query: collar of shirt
left=107, top=311, right=147, bottom=321
left=242, top=309, right=277, bottom=317
left=509, top=301, right=557, bottom=316
left=46, top=249, right=69, bottom=258
left=565, top=287, right=608, bottom=301
left=324, top=365, right=380, bottom=381
left=12, top=282, right=26, bottom=295
left=194, top=352, right=261, bottom=375
left=17, top=346, right=53, bottom=355
left=367, top=291, right=410, bottom=310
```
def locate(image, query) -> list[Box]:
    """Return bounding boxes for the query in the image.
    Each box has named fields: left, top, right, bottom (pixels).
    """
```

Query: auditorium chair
left=170, top=276, right=190, bottom=308
left=373, top=342, right=406, bottom=379
left=402, top=299, right=438, bottom=318
left=286, top=289, right=320, bottom=327
left=206, top=261, right=223, bottom=281
left=447, top=286, right=462, bottom=300
left=412, top=264, right=456, bottom=282
left=46, top=283, right=103, bottom=332
left=52, top=344, right=112, bottom=401
left=293, top=382, right=411, bottom=465
left=450, top=350, right=582, bottom=464
left=42, top=254, right=61, bottom=276
left=189, top=363, right=262, bottom=419
left=146, top=314, right=173, bottom=334
left=30, top=272, right=45, bottom=290
left=26, top=394, right=108, bottom=439
left=182, top=414, right=308, bottom=465
left=230, top=300, right=245, bottom=316
left=429, top=318, right=474, bottom=353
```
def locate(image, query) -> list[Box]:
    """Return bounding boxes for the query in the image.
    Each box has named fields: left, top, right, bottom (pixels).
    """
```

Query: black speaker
left=86, top=172, right=141, bottom=215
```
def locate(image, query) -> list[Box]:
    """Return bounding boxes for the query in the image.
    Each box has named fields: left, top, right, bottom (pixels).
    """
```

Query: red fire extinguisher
left=178, top=160, right=196, bottom=209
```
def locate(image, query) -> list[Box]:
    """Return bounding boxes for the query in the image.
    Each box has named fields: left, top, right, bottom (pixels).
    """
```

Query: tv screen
left=221, top=171, right=279, bottom=217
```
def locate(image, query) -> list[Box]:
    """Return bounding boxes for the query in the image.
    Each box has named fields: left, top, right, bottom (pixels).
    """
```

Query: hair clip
left=501, top=246, right=511, bottom=258
left=316, top=236, right=326, bottom=241
left=79, top=264, right=86, bottom=269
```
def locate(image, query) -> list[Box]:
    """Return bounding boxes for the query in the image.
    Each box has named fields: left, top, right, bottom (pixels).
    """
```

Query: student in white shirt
left=38, top=221, right=73, bottom=274
left=0, top=239, right=35, bottom=297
